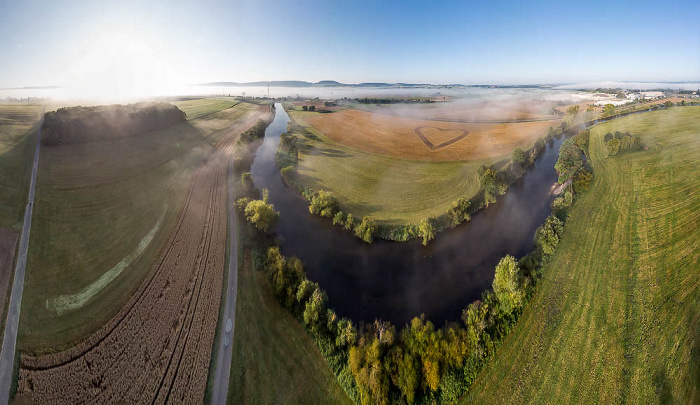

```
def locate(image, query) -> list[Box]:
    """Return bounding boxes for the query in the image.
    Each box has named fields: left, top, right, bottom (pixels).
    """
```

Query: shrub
left=333, top=211, right=345, bottom=226
left=607, top=138, right=621, bottom=156
left=344, top=214, right=356, bottom=231
left=448, top=197, right=471, bottom=226
left=535, top=215, right=564, bottom=256
left=492, top=255, right=524, bottom=315
left=354, top=216, right=376, bottom=243
left=309, top=190, right=339, bottom=218
left=244, top=191, right=279, bottom=233
left=418, top=217, right=436, bottom=246
left=280, top=165, right=294, bottom=178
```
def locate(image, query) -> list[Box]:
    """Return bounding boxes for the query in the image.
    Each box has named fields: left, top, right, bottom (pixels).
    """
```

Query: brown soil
left=305, top=109, right=559, bottom=161
left=15, top=105, right=271, bottom=404
left=0, top=229, right=18, bottom=322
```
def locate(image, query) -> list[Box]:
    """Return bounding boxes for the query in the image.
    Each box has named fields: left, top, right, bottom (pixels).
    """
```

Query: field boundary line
left=0, top=109, right=43, bottom=405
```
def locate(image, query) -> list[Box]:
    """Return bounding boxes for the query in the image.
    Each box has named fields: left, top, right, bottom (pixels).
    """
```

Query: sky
left=0, top=0, right=698, bottom=97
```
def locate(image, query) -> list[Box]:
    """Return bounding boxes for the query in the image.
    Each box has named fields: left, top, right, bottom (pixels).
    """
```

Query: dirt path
left=0, top=112, right=43, bottom=405
left=209, top=155, right=239, bottom=405
left=15, top=107, right=269, bottom=404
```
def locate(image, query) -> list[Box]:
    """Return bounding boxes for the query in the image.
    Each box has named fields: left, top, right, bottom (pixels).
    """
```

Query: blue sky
left=1, top=0, right=698, bottom=88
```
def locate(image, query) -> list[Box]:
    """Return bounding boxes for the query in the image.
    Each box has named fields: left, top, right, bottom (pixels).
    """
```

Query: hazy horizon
left=1, top=0, right=699, bottom=99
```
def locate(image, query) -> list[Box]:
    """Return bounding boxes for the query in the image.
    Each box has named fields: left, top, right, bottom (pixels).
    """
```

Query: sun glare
left=62, top=30, right=182, bottom=101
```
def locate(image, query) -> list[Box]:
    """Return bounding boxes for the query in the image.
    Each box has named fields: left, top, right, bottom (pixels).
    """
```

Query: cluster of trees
left=236, top=189, right=279, bottom=233
left=301, top=105, right=316, bottom=111
left=277, top=133, right=298, bottom=169
left=244, top=210, right=569, bottom=405
left=602, top=104, right=616, bottom=117
left=478, top=165, right=507, bottom=205
left=604, top=131, right=642, bottom=156
left=239, top=118, right=271, bottom=143
left=41, top=102, right=187, bottom=146
left=233, top=105, right=274, bottom=173
left=554, top=129, right=590, bottom=184
left=309, top=190, right=340, bottom=217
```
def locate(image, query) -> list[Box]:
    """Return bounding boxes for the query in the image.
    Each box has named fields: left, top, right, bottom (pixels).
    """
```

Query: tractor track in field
left=15, top=106, right=270, bottom=404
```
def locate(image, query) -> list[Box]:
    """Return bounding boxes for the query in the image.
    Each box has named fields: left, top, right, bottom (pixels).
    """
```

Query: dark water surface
left=250, top=103, right=564, bottom=326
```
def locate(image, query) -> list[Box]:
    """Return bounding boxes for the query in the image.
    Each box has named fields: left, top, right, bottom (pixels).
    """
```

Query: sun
left=63, top=29, right=181, bottom=101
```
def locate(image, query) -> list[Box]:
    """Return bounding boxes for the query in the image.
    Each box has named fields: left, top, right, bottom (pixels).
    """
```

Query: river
left=250, top=103, right=565, bottom=327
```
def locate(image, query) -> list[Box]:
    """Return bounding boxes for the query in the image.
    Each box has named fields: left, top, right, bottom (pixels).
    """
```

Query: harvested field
left=16, top=105, right=272, bottom=403
left=304, top=109, right=558, bottom=160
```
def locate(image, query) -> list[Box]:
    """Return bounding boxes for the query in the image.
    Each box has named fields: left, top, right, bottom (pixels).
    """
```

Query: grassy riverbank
left=227, top=230, right=353, bottom=405
left=464, top=106, right=700, bottom=404
left=285, top=109, right=499, bottom=225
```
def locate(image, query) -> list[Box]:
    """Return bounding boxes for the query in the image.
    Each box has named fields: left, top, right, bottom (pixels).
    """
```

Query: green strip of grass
left=463, top=106, right=700, bottom=404
left=174, top=97, right=240, bottom=120
left=227, top=223, right=353, bottom=405
left=0, top=104, right=42, bottom=230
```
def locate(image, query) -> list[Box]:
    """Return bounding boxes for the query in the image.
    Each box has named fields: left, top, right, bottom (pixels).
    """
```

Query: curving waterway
left=250, top=103, right=565, bottom=326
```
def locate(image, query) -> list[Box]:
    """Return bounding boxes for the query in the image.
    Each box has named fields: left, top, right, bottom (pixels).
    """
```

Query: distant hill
left=200, top=81, right=471, bottom=88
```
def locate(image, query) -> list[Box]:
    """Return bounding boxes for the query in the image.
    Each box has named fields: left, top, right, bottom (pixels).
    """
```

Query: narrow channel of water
left=250, top=103, right=565, bottom=326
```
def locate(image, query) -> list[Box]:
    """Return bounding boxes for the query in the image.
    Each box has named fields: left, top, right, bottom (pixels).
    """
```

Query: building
left=642, top=91, right=665, bottom=100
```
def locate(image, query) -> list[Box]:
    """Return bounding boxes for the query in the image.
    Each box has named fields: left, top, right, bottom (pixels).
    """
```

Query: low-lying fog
left=3, top=80, right=696, bottom=107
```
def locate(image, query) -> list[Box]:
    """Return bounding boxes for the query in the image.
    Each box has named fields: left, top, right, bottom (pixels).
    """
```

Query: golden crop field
left=304, top=109, right=558, bottom=161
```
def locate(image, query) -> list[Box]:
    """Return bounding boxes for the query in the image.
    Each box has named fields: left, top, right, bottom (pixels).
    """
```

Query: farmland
left=464, top=107, right=700, bottom=404
left=0, top=103, right=42, bottom=339
left=352, top=98, right=560, bottom=122
left=173, top=97, right=240, bottom=120
left=0, top=104, right=43, bottom=230
left=14, top=99, right=270, bottom=403
left=284, top=106, right=558, bottom=225
left=303, top=109, right=558, bottom=161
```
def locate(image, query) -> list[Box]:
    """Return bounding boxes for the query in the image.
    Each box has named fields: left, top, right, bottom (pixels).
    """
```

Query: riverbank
left=249, top=104, right=572, bottom=326
left=277, top=104, right=572, bottom=242
left=465, top=105, right=700, bottom=405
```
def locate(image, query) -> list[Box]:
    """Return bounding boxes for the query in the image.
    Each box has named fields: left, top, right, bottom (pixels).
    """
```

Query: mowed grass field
left=228, top=244, right=353, bottom=405
left=173, top=96, right=239, bottom=119
left=18, top=100, right=263, bottom=354
left=464, top=107, right=700, bottom=404
left=0, top=104, right=43, bottom=230
left=288, top=109, right=495, bottom=224
left=304, top=108, right=558, bottom=161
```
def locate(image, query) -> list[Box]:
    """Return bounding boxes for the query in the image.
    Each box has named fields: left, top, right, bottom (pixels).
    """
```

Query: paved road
left=209, top=156, right=239, bottom=405
left=0, top=113, right=43, bottom=405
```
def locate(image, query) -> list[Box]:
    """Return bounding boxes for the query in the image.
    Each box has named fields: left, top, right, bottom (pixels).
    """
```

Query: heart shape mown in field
left=413, top=126, right=470, bottom=151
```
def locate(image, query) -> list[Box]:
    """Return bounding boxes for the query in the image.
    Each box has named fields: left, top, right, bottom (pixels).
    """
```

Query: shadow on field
left=0, top=127, right=37, bottom=229
left=296, top=135, right=351, bottom=159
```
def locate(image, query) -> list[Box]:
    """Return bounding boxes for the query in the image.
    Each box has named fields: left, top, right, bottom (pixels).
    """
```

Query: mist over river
left=249, top=103, right=565, bottom=326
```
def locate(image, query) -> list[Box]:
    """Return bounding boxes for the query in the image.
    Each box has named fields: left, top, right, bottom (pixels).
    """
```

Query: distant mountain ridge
left=200, top=80, right=468, bottom=88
